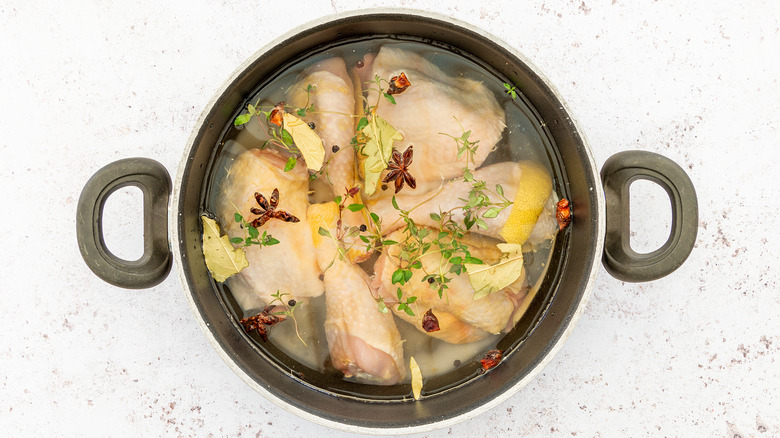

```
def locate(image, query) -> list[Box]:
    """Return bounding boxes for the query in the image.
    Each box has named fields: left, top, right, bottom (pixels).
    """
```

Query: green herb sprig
left=268, top=290, right=306, bottom=346
left=460, top=169, right=514, bottom=231
left=230, top=212, right=280, bottom=248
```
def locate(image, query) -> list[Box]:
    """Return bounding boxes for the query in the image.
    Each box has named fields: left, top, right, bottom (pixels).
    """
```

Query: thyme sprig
left=268, top=291, right=307, bottom=347
left=440, top=120, right=481, bottom=170
left=232, top=84, right=318, bottom=172
left=460, top=169, right=514, bottom=231
left=230, top=212, right=280, bottom=248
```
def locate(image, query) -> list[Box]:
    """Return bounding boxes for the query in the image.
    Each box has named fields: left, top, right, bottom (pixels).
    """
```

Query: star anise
left=250, top=188, right=300, bottom=228
left=240, top=305, right=286, bottom=342
left=382, top=145, right=416, bottom=194
left=386, top=72, right=411, bottom=95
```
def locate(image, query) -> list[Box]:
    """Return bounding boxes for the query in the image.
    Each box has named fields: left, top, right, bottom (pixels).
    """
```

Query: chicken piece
left=216, top=148, right=324, bottom=306
left=359, top=45, right=506, bottom=192
left=527, top=191, right=560, bottom=246
left=366, top=161, right=556, bottom=246
left=308, top=202, right=405, bottom=384
left=287, top=57, right=357, bottom=193
left=372, top=229, right=527, bottom=344
left=288, top=57, right=372, bottom=262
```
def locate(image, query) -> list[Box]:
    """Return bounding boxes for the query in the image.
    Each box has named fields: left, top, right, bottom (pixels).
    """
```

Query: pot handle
left=600, top=150, right=698, bottom=282
left=76, top=158, right=172, bottom=289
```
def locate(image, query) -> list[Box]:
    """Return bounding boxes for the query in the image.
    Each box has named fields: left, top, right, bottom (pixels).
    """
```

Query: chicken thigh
left=216, top=148, right=324, bottom=308
left=308, top=202, right=405, bottom=384
left=359, top=45, right=506, bottom=192
left=373, top=229, right=527, bottom=344
left=366, top=161, right=558, bottom=244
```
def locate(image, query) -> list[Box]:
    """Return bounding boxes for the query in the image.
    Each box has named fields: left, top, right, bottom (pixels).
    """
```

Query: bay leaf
left=282, top=112, right=325, bottom=171
left=465, top=243, right=525, bottom=300
left=360, top=114, right=403, bottom=195
left=410, top=356, right=423, bottom=400
left=201, top=215, right=249, bottom=283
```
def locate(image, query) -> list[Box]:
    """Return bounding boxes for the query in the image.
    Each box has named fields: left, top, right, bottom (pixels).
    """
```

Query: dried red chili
left=556, top=198, right=572, bottom=230
left=480, top=349, right=503, bottom=371
left=382, top=145, right=416, bottom=193
left=250, top=188, right=300, bottom=228
left=421, top=309, right=440, bottom=332
left=269, top=101, right=285, bottom=127
left=386, top=72, right=411, bottom=95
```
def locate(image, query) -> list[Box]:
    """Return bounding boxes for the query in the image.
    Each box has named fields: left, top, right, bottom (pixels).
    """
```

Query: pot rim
left=170, top=7, right=605, bottom=435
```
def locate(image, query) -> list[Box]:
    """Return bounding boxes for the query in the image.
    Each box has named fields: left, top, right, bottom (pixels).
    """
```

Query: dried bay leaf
left=465, top=243, right=525, bottom=300
left=410, top=356, right=423, bottom=400
left=201, top=215, right=249, bottom=282
left=282, top=112, right=324, bottom=171
left=360, top=114, right=403, bottom=195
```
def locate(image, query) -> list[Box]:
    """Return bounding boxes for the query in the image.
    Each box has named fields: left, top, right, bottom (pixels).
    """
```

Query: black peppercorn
left=332, top=145, right=340, bottom=153
left=287, top=299, right=296, bottom=307
left=308, top=122, right=315, bottom=129
left=359, top=224, right=367, bottom=232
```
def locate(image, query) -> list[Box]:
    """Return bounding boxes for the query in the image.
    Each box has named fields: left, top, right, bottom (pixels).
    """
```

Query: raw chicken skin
left=366, top=161, right=558, bottom=244
left=366, top=162, right=514, bottom=240
left=361, top=45, right=506, bottom=191
left=308, top=202, right=405, bottom=384
left=216, top=148, right=324, bottom=306
left=287, top=57, right=357, bottom=193
left=288, top=57, right=371, bottom=262
left=373, top=230, right=527, bottom=344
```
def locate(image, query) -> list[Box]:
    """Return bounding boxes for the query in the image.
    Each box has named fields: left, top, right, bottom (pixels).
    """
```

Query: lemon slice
left=499, top=161, right=553, bottom=244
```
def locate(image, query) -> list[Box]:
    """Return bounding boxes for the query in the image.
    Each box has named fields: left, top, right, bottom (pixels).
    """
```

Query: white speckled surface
left=2, top=0, right=779, bottom=436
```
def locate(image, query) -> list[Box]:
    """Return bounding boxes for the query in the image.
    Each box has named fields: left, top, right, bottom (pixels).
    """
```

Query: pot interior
left=175, top=12, right=601, bottom=430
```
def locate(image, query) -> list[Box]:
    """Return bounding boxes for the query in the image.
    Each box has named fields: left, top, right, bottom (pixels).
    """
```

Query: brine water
left=202, top=36, right=568, bottom=400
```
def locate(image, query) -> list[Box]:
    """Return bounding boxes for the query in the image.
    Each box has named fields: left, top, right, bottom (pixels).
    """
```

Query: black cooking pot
left=76, top=10, right=697, bottom=434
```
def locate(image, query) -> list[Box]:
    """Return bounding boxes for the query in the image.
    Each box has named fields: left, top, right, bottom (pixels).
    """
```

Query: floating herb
left=230, top=211, right=281, bottom=248
left=201, top=215, right=249, bottom=283
left=503, top=82, right=517, bottom=100
left=359, top=113, right=403, bottom=195
left=282, top=112, right=325, bottom=171
left=465, top=243, right=525, bottom=300
left=268, top=290, right=307, bottom=346
left=440, top=118, right=481, bottom=170
left=410, top=356, right=423, bottom=400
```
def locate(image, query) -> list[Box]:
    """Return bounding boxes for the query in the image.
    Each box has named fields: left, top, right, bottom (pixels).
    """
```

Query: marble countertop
left=2, top=0, right=778, bottom=436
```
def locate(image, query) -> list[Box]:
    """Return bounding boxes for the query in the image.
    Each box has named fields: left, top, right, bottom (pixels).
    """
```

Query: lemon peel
left=499, top=161, right=553, bottom=244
